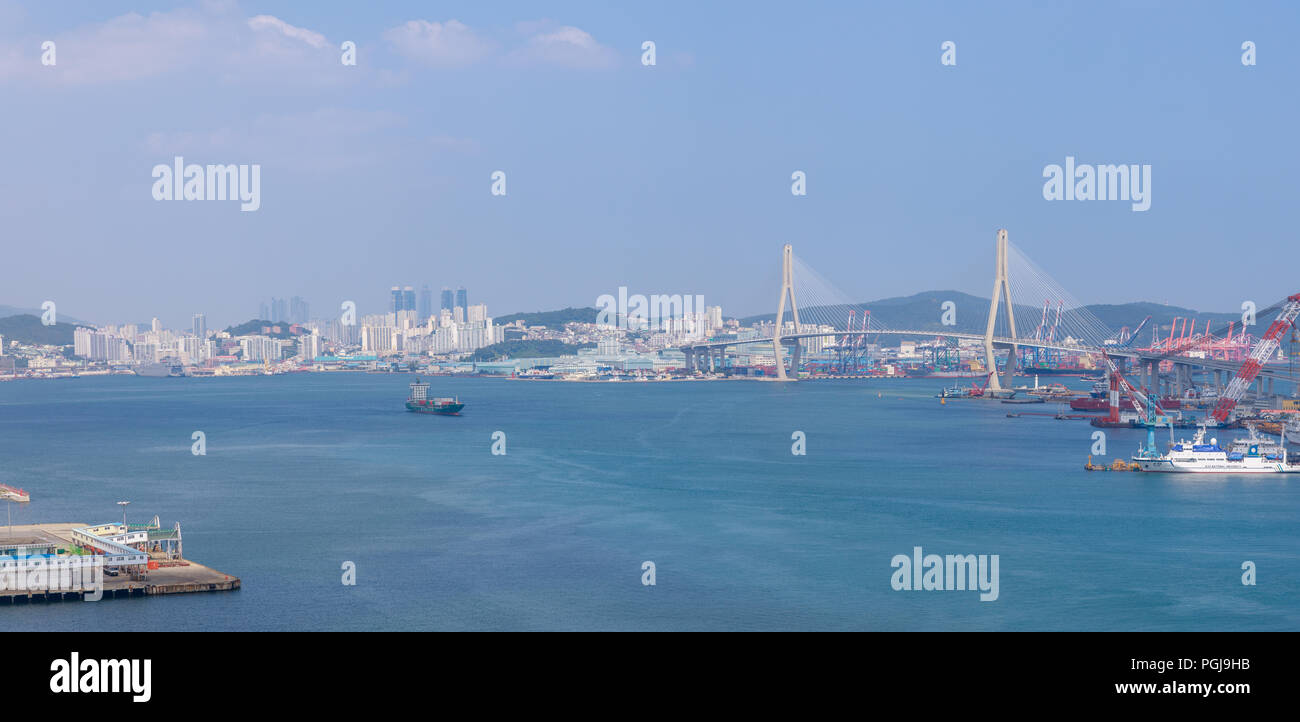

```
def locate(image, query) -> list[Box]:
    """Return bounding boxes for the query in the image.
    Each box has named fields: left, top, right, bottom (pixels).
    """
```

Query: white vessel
left=1133, top=425, right=1299, bottom=473
left=1286, top=418, right=1300, bottom=446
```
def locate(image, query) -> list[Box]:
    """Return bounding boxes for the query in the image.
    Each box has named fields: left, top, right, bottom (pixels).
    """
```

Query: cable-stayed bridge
left=675, top=231, right=1300, bottom=393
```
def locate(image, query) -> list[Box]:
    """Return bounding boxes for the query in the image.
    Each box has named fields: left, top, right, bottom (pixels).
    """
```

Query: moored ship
left=1132, top=425, right=1300, bottom=473
left=405, top=378, right=464, bottom=415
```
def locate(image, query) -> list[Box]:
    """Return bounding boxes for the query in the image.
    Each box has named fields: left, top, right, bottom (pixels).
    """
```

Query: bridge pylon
left=983, top=229, right=1018, bottom=391
left=772, top=244, right=800, bottom=380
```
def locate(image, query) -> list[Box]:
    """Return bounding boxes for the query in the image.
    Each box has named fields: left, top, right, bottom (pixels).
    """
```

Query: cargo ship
left=136, top=362, right=185, bottom=377
left=406, top=378, right=464, bottom=415
left=0, top=483, right=30, bottom=502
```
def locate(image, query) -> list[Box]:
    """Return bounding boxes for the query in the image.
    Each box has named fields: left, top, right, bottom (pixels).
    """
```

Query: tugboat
left=405, top=378, right=464, bottom=416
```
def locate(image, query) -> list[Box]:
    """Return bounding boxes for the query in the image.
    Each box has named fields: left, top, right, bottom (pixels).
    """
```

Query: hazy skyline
left=2, top=0, right=1298, bottom=330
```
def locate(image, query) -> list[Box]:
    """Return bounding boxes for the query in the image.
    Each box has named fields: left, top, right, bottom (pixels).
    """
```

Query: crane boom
left=1211, top=294, right=1300, bottom=422
left=1101, top=354, right=1165, bottom=422
left=1120, top=315, right=1152, bottom=347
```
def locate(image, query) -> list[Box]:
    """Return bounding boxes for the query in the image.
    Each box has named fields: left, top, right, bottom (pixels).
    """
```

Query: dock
left=0, top=522, right=240, bottom=604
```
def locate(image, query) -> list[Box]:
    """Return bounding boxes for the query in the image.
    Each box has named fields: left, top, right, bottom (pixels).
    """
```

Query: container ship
left=406, top=378, right=464, bottom=415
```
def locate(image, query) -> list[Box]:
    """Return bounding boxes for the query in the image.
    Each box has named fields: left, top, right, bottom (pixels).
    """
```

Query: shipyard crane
left=1210, top=293, right=1300, bottom=423
left=1096, top=353, right=1167, bottom=426
left=1033, top=300, right=1050, bottom=342
left=1046, top=301, right=1064, bottom=344
left=1119, top=316, right=1152, bottom=348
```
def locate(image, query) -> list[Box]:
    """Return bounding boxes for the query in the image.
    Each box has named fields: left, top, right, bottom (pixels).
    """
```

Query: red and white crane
left=1099, top=354, right=1166, bottom=425
left=1210, top=293, right=1300, bottom=423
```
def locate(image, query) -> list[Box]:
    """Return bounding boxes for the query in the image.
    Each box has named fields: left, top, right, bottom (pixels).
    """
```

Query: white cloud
left=247, top=15, right=328, bottom=50
left=0, top=7, right=340, bottom=86
left=383, top=19, right=493, bottom=67
left=506, top=24, right=619, bottom=69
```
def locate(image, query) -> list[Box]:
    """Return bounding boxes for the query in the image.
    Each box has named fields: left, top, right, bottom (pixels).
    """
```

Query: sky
left=1, top=0, right=1297, bottom=330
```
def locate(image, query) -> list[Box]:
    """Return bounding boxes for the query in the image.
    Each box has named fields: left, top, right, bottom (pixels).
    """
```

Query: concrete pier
left=1, top=522, right=239, bottom=604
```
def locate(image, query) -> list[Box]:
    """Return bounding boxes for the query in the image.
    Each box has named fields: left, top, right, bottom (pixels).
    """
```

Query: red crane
left=1098, top=354, right=1166, bottom=425
left=1211, top=293, right=1300, bottom=423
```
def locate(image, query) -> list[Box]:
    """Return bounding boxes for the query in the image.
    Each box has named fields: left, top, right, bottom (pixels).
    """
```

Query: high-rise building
left=151, top=318, right=162, bottom=334
left=361, top=325, right=399, bottom=354
left=259, top=302, right=270, bottom=321
left=290, top=297, right=310, bottom=324
left=299, top=330, right=321, bottom=361
left=440, top=287, right=453, bottom=312
left=240, top=335, right=282, bottom=362
left=390, top=286, right=404, bottom=313
left=456, top=287, right=468, bottom=312
left=402, top=286, right=416, bottom=314
left=192, top=314, right=207, bottom=338
left=418, top=285, right=433, bottom=320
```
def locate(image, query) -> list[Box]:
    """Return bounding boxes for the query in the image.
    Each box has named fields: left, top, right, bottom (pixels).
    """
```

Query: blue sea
left=0, top=373, right=1296, bottom=631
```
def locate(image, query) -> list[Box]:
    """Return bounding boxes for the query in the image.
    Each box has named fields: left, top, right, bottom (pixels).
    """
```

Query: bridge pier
left=771, top=244, right=800, bottom=381
left=982, top=230, right=1018, bottom=391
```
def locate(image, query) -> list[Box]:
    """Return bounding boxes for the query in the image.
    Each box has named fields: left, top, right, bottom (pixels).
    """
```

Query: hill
left=468, top=339, right=594, bottom=362
left=0, top=314, right=79, bottom=346
left=222, top=319, right=303, bottom=339
left=496, top=307, right=598, bottom=328
left=0, top=305, right=88, bottom=326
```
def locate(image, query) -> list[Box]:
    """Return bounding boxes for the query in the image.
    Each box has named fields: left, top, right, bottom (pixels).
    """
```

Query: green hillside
left=468, top=339, right=594, bottom=361
left=0, top=315, right=78, bottom=346
left=222, top=319, right=302, bottom=339
left=495, top=307, right=598, bottom=328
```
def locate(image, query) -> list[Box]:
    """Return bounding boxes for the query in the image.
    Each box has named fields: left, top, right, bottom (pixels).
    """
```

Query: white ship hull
left=1135, top=457, right=1299, bottom=473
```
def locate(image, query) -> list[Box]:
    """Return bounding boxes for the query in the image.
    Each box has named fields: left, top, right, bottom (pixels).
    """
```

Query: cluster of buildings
left=72, top=315, right=214, bottom=365
left=1, top=286, right=753, bottom=379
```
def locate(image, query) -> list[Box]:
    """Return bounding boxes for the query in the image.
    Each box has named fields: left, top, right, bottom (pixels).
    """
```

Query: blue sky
left=1, top=0, right=1297, bottom=329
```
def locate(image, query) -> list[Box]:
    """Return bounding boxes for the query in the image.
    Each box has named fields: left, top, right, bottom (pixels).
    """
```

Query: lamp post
left=116, top=501, right=130, bottom=530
